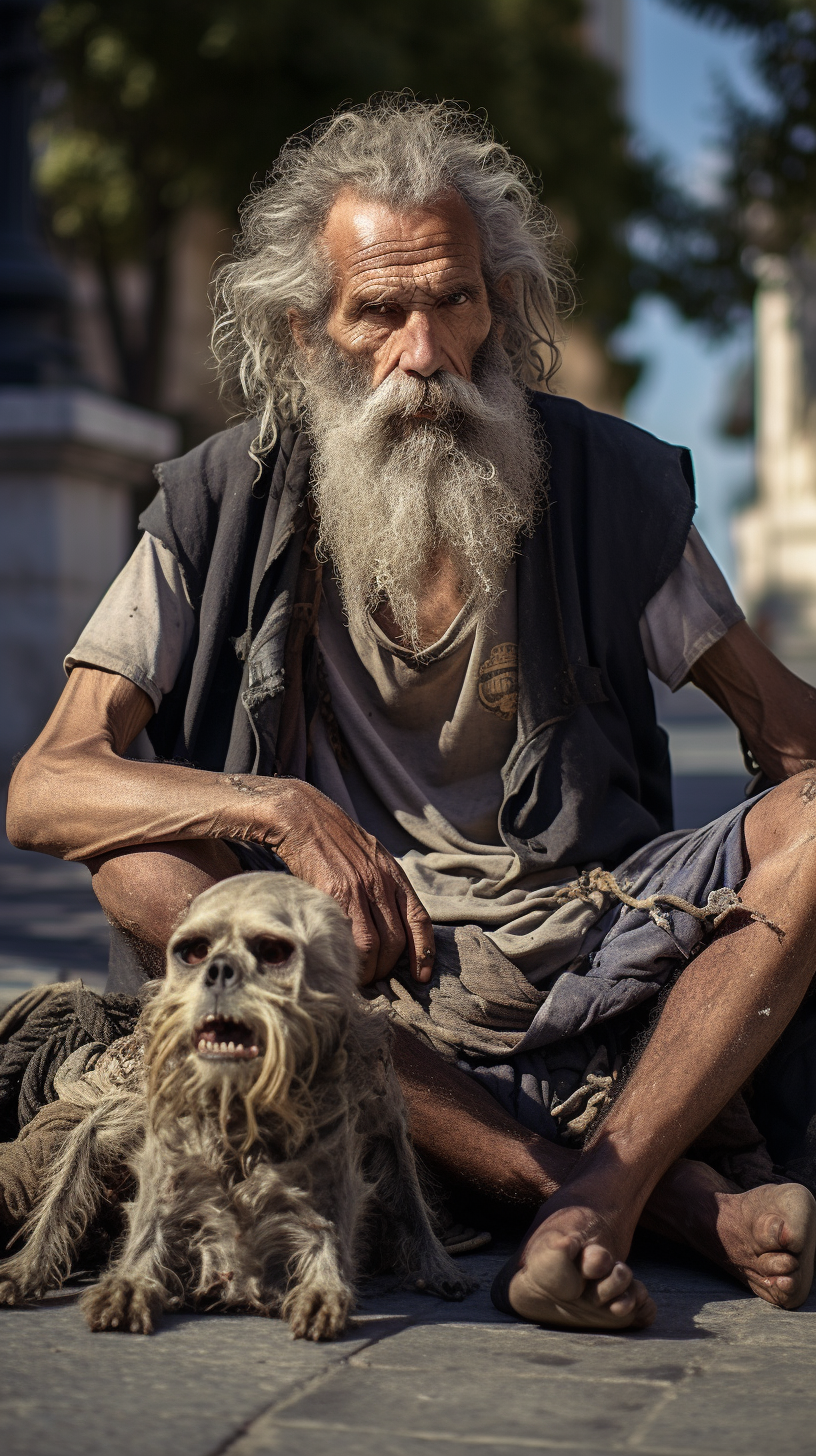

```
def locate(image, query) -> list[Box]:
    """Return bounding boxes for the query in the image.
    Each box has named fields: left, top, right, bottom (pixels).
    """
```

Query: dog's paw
left=284, top=1284, right=352, bottom=1341
left=409, top=1255, right=477, bottom=1302
left=0, top=1274, right=25, bottom=1307
left=81, top=1277, right=161, bottom=1334
left=0, top=1259, right=48, bottom=1306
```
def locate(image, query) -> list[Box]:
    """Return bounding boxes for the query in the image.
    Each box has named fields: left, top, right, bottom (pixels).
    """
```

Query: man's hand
left=7, top=666, right=434, bottom=986
left=691, top=620, right=816, bottom=783
left=267, top=781, right=434, bottom=984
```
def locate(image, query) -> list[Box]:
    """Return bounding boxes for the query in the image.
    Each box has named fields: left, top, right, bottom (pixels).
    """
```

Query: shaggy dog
left=0, top=873, right=471, bottom=1338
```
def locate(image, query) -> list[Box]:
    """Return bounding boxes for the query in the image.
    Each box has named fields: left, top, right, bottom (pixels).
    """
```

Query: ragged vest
left=140, top=392, right=695, bottom=871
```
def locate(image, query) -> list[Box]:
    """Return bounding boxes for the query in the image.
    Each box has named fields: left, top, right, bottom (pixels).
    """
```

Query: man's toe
left=755, top=1249, right=798, bottom=1276
left=630, top=1280, right=657, bottom=1327
left=771, top=1273, right=797, bottom=1292
left=579, top=1242, right=616, bottom=1281
left=594, top=1260, right=633, bottom=1305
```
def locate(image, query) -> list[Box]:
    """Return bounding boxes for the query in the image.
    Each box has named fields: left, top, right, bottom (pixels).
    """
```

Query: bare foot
left=491, top=1205, right=656, bottom=1331
left=722, top=1183, right=816, bottom=1306
left=647, top=1162, right=816, bottom=1309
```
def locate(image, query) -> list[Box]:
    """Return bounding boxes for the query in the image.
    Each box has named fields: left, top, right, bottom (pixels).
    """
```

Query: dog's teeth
left=228, top=1041, right=235, bottom=1053
left=236, top=1043, right=244, bottom=1053
left=220, top=1042, right=228, bottom=1053
left=206, top=1014, right=215, bottom=1023
left=198, top=1039, right=207, bottom=1052
left=250, top=1046, right=259, bottom=1058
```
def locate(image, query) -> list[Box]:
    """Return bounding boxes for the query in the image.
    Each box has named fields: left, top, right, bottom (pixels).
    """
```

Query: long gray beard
left=301, top=337, right=543, bottom=652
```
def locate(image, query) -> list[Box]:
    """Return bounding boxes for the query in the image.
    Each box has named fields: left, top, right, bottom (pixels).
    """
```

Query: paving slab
left=2, top=1248, right=815, bottom=1456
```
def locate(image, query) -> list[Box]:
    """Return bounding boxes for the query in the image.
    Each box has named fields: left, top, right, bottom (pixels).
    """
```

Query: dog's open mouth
left=194, top=1014, right=260, bottom=1061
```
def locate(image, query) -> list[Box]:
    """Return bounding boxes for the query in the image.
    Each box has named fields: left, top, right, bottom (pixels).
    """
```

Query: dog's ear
left=139, top=979, right=165, bottom=1002
left=299, top=908, right=360, bottom=997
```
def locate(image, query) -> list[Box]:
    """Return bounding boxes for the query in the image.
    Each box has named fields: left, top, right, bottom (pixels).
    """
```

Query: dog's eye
left=175, top=939, right=210, bottom=965
left=254, top=937, right=293, bottom=967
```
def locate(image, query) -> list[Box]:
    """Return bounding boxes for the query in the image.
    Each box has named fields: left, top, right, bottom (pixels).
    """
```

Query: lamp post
left=0, top=0, right=75, bottom=383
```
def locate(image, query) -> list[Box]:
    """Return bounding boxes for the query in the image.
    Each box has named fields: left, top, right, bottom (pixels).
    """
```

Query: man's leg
left=491, top=773, right=816, bottom=1329
left=395, top=1028, right=814, bottom=1317
left=93, top=831, right=816, bottom=1325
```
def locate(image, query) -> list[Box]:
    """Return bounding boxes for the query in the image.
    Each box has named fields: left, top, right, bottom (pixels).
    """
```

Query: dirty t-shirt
left=66, top=525, right=744, bottom=978
left=308, top=563, right=609, bottom=978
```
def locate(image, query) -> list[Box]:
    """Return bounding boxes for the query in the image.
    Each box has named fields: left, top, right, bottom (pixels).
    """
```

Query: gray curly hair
left=211, top=96, right=572, bottom=454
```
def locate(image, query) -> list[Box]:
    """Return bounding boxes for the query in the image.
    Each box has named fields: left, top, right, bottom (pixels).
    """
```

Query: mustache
left=355, top=367, right=506, bottom=434
left=303, top=335, right=514, bottom=439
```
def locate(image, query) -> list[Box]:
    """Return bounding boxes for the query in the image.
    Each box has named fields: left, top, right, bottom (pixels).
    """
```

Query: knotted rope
left=0, top=983, right=140, bottom=1135
left=549, top=869, right=784, bottom=938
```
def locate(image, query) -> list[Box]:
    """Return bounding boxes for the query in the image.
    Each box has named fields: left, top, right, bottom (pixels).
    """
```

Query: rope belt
left=549, top=868, right=784, bottom=938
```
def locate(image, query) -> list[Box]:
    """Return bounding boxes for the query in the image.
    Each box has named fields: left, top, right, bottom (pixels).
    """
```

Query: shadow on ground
left=2, top=1240, right=815, bottom=1456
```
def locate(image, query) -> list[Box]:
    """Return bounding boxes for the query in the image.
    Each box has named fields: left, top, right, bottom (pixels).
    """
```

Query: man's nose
left=204, top=957, right=242, bottom=993
left=397, top=309, right=445, bottom=377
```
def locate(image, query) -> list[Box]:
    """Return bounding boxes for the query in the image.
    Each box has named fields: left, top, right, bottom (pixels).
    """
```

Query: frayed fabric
left=376, top=797, right=765, bottom=1144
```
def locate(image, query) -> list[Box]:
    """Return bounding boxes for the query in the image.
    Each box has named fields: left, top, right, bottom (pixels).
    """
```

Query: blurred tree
left=34, top=0, right=656, bottom=409
left=653, top=1, right=816, bottom=330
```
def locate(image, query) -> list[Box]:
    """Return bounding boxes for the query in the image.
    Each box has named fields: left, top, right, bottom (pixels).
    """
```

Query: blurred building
left=0, top=0, right=179, bottom=779
left=733, top=255, right=816, bottom=679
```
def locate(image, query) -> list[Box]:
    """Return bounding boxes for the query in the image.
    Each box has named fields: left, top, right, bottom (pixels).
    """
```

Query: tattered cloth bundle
left=369, top=868, right=780, bottom=1145
left=0, top=983, right=141, bottom=1229
left=0, top=982, right=140, bottom=1139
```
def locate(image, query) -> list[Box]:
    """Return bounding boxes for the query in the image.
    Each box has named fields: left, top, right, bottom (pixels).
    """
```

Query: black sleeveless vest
left=140, top=392, right=695, bottom=871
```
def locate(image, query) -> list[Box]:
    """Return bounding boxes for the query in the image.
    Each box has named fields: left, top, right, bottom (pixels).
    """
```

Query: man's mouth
left=193, top=1014, right=260, bottom=1061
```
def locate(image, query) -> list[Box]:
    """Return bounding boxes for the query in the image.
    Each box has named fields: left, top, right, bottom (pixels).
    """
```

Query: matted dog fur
left=0, top=873, right=472, bottom=1339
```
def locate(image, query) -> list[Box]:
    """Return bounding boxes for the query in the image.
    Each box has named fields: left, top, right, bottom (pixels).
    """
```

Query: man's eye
left=176, top=939, right=209, bottom=965
left=254, top=937, right=293, bottom=967
left=446, top=292, right=469, bottom=305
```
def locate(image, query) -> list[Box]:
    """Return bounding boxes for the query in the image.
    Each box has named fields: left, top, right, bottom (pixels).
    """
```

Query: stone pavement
left=3, top=810, right=814, bottom=1456
left=2, top=1242, right=816, bottom=1456
left=0, top=824, right=107, bottom=1010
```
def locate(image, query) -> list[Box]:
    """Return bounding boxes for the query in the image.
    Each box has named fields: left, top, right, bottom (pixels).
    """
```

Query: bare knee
left=88, top=841, right=241, bottom=949
left=745, top=772, right=816, bottom=865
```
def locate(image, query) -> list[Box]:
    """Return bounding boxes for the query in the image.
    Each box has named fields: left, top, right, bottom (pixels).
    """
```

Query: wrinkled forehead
left=172, top=877, right=296, bottom=940
left=320, top=187, right=485, bottom=294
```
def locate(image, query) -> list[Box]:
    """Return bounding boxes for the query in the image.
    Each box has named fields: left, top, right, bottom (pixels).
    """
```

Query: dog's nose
left=204, top=957, right=242, bottom=993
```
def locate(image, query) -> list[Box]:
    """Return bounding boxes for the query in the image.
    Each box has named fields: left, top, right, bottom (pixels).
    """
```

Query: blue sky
left=619, top=0, right=769, bottom=583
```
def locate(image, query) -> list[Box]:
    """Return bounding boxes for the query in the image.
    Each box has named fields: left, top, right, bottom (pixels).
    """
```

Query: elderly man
left=9, top=99, right=816, bottom=1331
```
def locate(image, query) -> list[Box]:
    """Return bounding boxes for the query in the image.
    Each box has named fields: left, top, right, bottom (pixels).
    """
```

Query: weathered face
left=320, top=188, right=493, bottom=391
left=166, top=902, right=289, bottom=1077
left=166, top=888, right=296, bottom=1077
left=158, top=873, right=358, bottom=1092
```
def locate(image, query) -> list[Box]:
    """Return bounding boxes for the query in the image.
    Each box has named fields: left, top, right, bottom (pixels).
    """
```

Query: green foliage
left=657, top=1, right=816, bottom=328
left=36, top=0, right=658, bottom=404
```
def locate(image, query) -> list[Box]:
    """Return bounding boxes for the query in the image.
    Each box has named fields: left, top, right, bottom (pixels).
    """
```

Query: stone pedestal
left=733, top=255, right=816, bottom=675
left=0, top=386, right=180, bottom=776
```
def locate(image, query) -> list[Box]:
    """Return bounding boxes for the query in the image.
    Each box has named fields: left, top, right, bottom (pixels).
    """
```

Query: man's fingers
left=368, top=892, right=409, bottom=977
left=343, top=892, right=381, bottom=985
left=397, top=882, right=435, bottom=982
left=278, top=809, right=430, bottom=986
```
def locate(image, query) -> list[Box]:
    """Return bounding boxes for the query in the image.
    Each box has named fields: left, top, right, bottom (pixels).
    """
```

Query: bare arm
left=690, top=619, right=816, bottom=781
left=6, top=667, right=433, bottom=983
